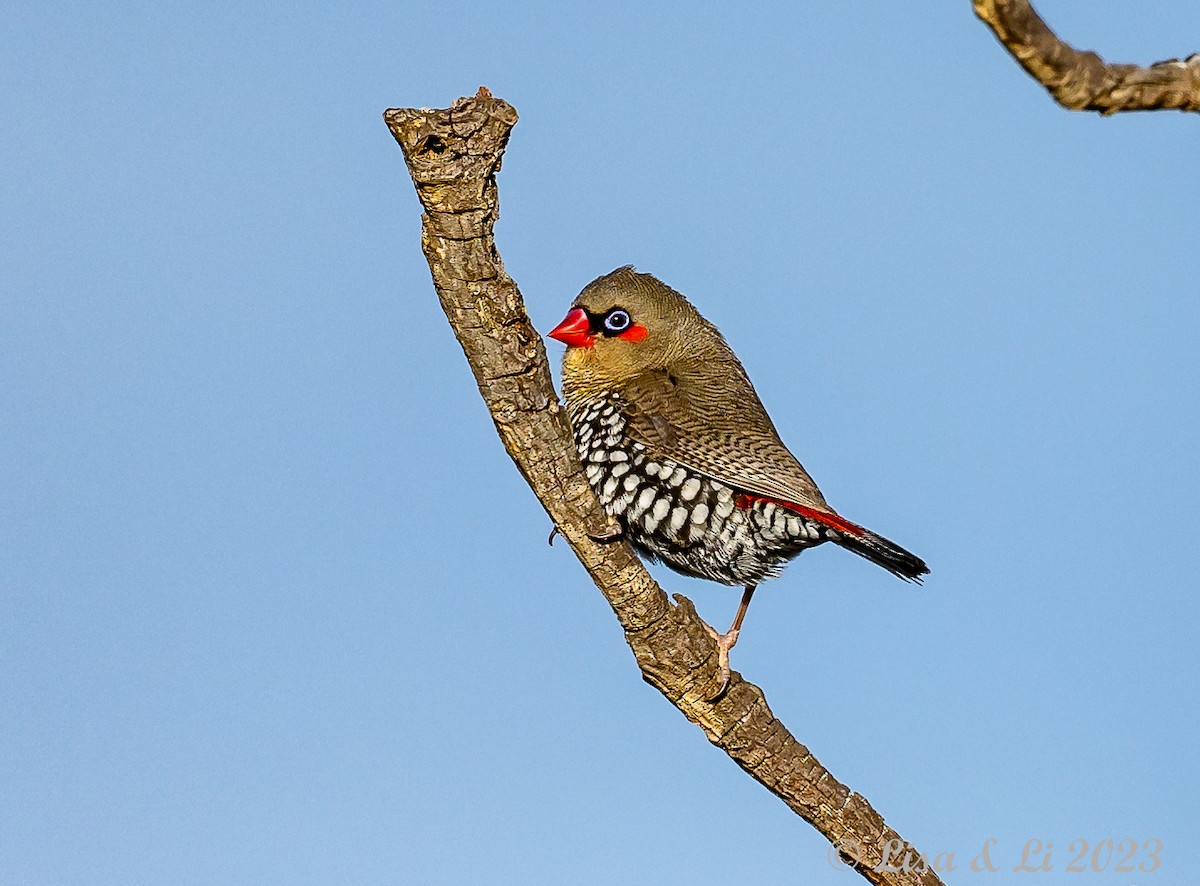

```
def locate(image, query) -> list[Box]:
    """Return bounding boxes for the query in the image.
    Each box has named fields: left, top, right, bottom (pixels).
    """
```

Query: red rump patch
left=735, top=493, right=865, bottom=537
left=618, top=324, right=648, bottom=343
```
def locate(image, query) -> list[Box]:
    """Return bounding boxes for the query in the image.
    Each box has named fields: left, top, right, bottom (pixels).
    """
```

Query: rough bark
left=975, top=0, right=1200, bottom=114
left=384, top=87, right=945, bottom=886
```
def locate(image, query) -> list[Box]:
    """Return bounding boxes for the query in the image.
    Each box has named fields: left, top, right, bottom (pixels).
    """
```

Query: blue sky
left=3, top=2, right=1198, bottom=884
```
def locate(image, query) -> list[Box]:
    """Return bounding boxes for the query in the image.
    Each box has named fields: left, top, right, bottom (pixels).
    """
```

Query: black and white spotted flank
left=569, top=394, right=838, bottom=587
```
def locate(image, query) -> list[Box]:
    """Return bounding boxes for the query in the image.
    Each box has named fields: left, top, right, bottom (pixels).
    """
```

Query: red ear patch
left=618, top=324, right=648, bottom=343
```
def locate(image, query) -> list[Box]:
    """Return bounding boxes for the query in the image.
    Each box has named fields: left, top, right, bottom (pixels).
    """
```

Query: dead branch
left=974, top=0, right=1200, bottom=114
left=384, top=87, right=945, bottom=886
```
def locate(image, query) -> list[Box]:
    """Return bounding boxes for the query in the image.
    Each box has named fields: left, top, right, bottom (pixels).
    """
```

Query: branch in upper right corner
left=973, top=0, right=1200, bottom=114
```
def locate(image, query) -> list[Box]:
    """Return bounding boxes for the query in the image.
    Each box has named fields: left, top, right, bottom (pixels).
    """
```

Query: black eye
left=603, top=309, right=631, bottom=333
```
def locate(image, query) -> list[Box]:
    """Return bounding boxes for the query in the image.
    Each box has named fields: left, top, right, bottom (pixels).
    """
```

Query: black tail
left=835, top=527, right=929, bottom=583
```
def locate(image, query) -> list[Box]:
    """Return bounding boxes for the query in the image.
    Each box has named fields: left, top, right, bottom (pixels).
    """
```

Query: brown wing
left=619, top=360, right=834, bottom=513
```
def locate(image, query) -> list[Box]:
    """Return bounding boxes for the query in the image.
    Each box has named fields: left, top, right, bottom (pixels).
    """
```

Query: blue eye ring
left=603, top=309, right=632, bottom=333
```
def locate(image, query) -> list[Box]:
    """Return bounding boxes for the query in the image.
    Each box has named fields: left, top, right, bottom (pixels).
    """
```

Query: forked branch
left=974, top=0, right=1200, bottom=113
left=384, top=87, right=945, bottom=886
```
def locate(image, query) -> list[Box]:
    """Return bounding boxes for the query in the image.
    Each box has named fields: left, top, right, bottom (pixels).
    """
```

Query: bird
left=549, top=266, right=928, bottom=693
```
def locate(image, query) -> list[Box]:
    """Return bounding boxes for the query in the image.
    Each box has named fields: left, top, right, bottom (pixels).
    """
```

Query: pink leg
left=704, top=584, right=757, bottom=698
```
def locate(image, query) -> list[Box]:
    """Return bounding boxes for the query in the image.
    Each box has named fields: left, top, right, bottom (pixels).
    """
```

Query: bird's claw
left=549, top=522, right=623, bottom=545
left=587, top=521, right=624, bottom=543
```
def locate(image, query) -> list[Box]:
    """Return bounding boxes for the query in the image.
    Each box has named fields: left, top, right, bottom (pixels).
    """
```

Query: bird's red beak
left=548, top=307, right=595, bottom=349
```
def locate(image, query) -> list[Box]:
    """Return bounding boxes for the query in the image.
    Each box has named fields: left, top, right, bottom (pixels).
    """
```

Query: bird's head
left=549, top=266, right=730, bottom=396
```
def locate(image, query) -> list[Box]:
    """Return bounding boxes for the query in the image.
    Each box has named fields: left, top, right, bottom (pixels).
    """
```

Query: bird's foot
left=548, top=521, right=623, bottom=546
left=702, top=623, right=740, bottom=701
left=587, top=520, right=624, bottom=543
